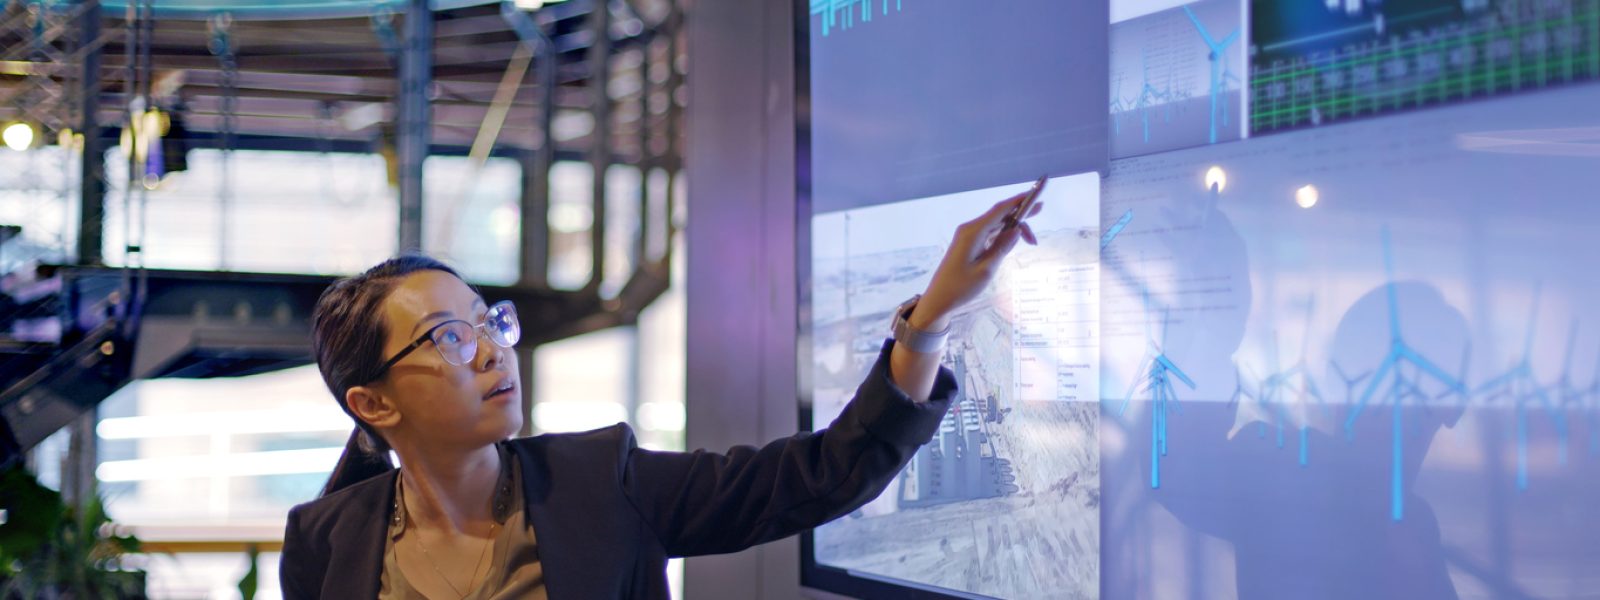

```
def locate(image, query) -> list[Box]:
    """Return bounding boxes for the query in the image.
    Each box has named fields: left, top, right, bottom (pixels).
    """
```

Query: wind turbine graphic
left=1341, top=227, right=1468, bottom=521
left=1135, top=51, right=1178, bottom=144
left=1116, top=252, right=1197, bottom=490
left=1182, top=5, right=1240, bottom=144
left=1550, top=321, right=1596, bottom=456
left=1244, top=299, right=1330, bottom=466
left=1474, top=284, right=1570, bottom=491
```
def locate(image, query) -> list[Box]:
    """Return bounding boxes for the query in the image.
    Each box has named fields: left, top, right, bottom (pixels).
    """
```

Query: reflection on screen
left=1098, top=84, right=1600, bottom=600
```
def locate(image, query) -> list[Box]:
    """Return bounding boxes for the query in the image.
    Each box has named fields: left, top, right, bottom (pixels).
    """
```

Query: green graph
left=1250, top=0, right=1600, bottom=132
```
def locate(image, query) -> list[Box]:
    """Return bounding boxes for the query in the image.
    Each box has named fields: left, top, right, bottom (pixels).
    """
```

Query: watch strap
left=892, top=295, right=949, bottom=353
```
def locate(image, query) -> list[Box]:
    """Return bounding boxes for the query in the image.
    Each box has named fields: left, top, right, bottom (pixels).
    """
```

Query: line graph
left=1250, top=0, right=1600, bottom=132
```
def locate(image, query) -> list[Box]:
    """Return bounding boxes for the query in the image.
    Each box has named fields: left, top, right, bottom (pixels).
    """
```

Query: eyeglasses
left=370, top=301, right=521, bottom=381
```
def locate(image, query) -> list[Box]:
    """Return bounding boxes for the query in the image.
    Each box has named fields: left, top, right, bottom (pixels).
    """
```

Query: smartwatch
left=890, top=294, right=950, bottom=353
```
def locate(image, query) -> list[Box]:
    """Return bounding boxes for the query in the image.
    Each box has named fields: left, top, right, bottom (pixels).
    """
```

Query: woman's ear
left=346, top=385, right=401, bottom=430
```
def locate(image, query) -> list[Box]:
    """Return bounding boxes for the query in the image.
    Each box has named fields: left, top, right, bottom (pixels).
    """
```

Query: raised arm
left=623, top=191, right=1042, bottom=556
left=890, top=192, right=1039, bottom=400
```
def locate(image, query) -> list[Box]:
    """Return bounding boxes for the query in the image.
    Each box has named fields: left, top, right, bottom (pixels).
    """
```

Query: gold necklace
left=414, top=519, right=499, bottom=599
left=400, top=478, right=501, bottom=599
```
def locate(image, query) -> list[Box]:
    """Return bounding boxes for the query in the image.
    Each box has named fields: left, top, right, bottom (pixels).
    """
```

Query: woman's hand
left=889, top=192, right=1042, bottom=402
left=910, top=192, right=1042, bottom=331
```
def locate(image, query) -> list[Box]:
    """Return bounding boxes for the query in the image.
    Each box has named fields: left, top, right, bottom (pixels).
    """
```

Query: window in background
left=24, top=428, right=72, bottom=492
left=547, top=161, right=595, bottom=290
left=422, top=156, right=522, bottom=285
left=533, top=189, right=684, bottom=445
left=128, top=551, right=282, bottom=600
left=635, top=227, right=685, bottom=451
left=534, top=221, right=685, bottom=595
left=0, top=146, right=79, bottom=270
left=601, top=164, right=642, bottom=299
left=95, top=364, right=347, bottom=600
left=103, top=149, right=397, bottom=274
left=643, top=167, right=671, bottom=263
left=1, top=147, right=81, bottom=492
left=532, top=326, right=634, bottom=434
left=96, top=365, right=346, bottom=525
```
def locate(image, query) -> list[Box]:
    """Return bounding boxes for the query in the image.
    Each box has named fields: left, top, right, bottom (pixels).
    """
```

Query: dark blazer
left=279, top=340, right=957, bottom=599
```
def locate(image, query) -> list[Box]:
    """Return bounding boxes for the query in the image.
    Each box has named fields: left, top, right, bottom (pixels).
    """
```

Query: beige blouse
left=379, top=446, right=547, bottom=600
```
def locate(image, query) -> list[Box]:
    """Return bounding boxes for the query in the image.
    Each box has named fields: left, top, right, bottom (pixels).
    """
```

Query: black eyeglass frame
left=368, top=300, right=519, bottom=382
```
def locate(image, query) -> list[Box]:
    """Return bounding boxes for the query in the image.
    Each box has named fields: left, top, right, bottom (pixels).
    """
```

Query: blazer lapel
left=510, top=439, right=588, bottom=598
left=322, top=469, right=398, bottom=599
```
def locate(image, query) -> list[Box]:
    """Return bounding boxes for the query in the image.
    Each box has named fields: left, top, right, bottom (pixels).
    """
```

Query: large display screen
left=800, top=0, right=1600, bottom=598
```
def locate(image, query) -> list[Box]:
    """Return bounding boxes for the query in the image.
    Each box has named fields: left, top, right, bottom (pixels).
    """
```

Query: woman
left=280, top=194, right=1040, bottom=599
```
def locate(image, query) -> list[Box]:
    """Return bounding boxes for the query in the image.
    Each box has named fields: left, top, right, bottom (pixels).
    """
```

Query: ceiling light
left=1295, top=184, right=1319, bottom=209
left=1203, top=165, right=1227, bottom=193
left=514, top=0, right=569, bottom=10
left=2, top=121, right=38, bottom=151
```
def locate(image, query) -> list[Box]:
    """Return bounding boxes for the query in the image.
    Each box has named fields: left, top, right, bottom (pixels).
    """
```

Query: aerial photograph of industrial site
left=809, top=176, right=1102, bottom=599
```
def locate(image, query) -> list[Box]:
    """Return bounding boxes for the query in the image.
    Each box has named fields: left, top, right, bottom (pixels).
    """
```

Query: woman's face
left=373, top=270, right=523, bottom=449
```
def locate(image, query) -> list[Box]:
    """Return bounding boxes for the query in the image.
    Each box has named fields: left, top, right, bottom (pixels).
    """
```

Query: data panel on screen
left=805, top=0, right=1109, bottom=214
left=1110, top=0, right=1249, bottom=158
left=810, top=173, right=1103, bottom=599
left=1249, top=0, right=1600, bottom=133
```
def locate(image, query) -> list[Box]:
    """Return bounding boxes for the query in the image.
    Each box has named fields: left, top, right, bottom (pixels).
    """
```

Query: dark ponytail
left=321, top=428, right=393, bottom=498
left=312, top=254, right=463, bottom=497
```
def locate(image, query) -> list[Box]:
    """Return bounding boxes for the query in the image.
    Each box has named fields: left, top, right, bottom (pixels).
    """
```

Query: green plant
left=237, top=544, right=258, bottom=600
left=0, top=465, right=145, bottom=600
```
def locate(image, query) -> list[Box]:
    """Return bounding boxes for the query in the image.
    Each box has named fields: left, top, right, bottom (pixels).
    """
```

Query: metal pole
left=397, top=0, right=432, bottom=252
left=134, top=0, right=152, bottom=302
left=62, top=408, right=98, bottom=507
left=517, top=346, right=535, bottom=436
left=66, top=0, right=106, bottom=508
left=662, top=8, right=680, bottom=266
left=519, top=13, right=555, bottom=288
left=75, top=0, right=104, bottom=266
left=635, top=40, right=650, bottom=269
left=116, top=0, right=138, bottom=299
left=586, top=0, right=610, bottom=293
left=210, top=14, right=236, bottom=270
